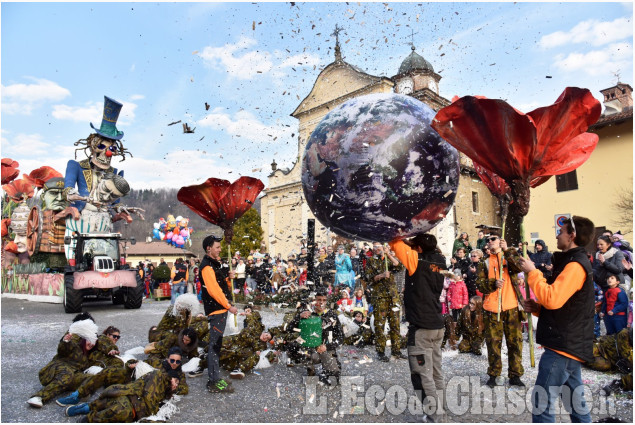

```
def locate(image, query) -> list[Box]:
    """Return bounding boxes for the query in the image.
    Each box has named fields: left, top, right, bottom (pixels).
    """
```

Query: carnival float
left=1, top=96, right=146, bottom=312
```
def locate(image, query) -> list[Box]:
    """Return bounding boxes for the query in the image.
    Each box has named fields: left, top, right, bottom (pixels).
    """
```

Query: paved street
left=1, top=297, right=632, bottom=423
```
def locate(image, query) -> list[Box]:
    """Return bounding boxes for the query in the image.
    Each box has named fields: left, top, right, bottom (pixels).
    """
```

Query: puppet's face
left=94, top=178, right=124, bottom=204
left=42, top=186, right=68, bottom=212
left=90, top=136, right=118, bottom=170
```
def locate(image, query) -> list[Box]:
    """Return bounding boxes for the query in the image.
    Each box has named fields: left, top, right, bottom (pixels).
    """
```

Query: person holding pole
left=200, top=235, right=237, bottom=394
left=518, top=216, right=595, bottom=423
left=476, top=232, right=525, bottom=388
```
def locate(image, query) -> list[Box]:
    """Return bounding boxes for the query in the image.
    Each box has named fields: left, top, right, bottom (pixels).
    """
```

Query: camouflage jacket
left=41, top=334, right=91, bottom=374
left=221, top=328, right=267, bottom=362
left=100, top=369, right=172, bottom=419
left=88, top=334, right=121, bottom=368
left=456, top=307, right=484, bottom=340
left=364, top=255, right=403, bottom=302
left=596, top=327, right=633, bottom=369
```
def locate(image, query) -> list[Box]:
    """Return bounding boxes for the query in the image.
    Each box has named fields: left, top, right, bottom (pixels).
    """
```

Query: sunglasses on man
left=168, top=358, right=182, bottom=365
left=109, top=334, right=121, bottom=340
left=487, top=236, right=499, bottom=242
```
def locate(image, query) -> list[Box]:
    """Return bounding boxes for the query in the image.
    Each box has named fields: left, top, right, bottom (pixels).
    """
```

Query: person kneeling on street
left=287, top=289, right=344, bottom=386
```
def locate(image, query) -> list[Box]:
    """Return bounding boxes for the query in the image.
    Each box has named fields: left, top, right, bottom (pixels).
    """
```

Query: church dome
left=398, top=46, right=434, bottom=74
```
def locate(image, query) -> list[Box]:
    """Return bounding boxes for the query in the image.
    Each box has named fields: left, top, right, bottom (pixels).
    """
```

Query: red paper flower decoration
left=177, top=176, right=264, bottom=244
left=4, top=241, right=19, bottom=254
left=473, top=162, right=510, bottom=197
left=1, top=158, right=20, bottom=185
left=1, top=219, right=11, bottom=238
left=23, top=166, right=63, bottom=189
left=432, top=87, right=601, bottom=182
left=2, top=179, right=35, bottom=202
left=432, top=87, right=601, bottom=216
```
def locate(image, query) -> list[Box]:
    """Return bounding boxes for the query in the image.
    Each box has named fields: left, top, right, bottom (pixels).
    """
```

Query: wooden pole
left=521, top=221, right=535, bottom=367
left=228, top=244, right=237, bottom=327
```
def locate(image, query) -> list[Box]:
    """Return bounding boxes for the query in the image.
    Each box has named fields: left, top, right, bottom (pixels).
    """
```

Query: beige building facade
left=523, top=83, right=633, bottom=250
left=261, top=37, right=501, bottom=258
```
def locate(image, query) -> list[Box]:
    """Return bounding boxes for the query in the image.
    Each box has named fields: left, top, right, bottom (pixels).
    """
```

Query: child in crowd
left=447, top=269, right=469, bottom=322
left=351, top=287, right=369, bottom=317
left=337, top=289, right=353, bottom=315
left=600, top=274, right=629, bottom=335
left=457, top=296, right=485, bottom=355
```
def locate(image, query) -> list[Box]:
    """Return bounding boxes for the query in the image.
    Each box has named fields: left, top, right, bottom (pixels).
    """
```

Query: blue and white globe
left=301, top=93, right=460, bottom=242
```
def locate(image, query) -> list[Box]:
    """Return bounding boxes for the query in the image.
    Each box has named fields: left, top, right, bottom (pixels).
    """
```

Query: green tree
left=220, top=208, right=263, bottom=259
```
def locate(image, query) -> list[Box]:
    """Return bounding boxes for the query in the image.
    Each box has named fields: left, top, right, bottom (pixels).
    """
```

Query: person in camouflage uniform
left=56, top=327, right=128, bottom=406
left=287, top=290, right=344, bottom=386
left=456, top=296, right=485, bottom=355
left=364, top=242, right=406, bottom=362
left=27, top=319, right=98, bottom=408
left=476, top=234, right=525, bottom=387
left=343, top=310, right=374, bottom=347
left=220, top=328, right=276, bottom=378
left=268, top=309, right=304, bottom=365
left=149, top=295, right=201, bottom=343
left=65, top=368, right=179, bottom=422
left=586, top=327, right=633, bottom=393
left=146, top=328, right=199, bottom=368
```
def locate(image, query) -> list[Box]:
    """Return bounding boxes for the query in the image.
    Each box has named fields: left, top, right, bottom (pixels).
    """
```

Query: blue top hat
left=90, top=96, right=124, bottom=140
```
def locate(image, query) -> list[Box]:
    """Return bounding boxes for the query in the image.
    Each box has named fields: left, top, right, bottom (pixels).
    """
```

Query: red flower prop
left=1, top=158, right=20, bottom=185
left=177, top=176, right=264, bottom=244
left=2, top=179, right=35, bottom=202
left=473, top=162, right=510, bottom=197
left=432, top=87, right=601, bottom=216
left=22, top=166, right=63, bottom=189
left=4, top=241, right=19, bottom=254
left=1, top=219, right=10, bottom=238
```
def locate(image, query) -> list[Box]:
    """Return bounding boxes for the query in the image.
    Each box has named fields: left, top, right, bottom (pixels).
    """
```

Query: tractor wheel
left=63, top=273, right=83, bottom=313
left=124, top=274, right=144, bottom=309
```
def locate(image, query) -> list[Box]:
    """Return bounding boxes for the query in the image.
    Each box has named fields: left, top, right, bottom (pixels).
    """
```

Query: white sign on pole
left=554, top=213, right=571, bottom=237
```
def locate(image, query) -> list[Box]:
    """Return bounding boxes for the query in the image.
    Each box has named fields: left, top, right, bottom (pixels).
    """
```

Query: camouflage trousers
left=307, top=350, right=341, bottom=377
left=344, top=329, right=373, bottom=347
left=458, top=335, right=484, bottom=354
left=373, top=299, right=401, bottom=354
left=87, top=395, right=135, bottom=423
left=483, top=308, right=524, bottom=378
left=77, top=365, right=132, bottom=398
left=34, top=363, right=85, bottom=403
left=221, top=352, right=261, bottom=374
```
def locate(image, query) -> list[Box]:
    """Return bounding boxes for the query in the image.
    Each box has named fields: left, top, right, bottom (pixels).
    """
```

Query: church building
left=260, top=30, right=500, bottom=258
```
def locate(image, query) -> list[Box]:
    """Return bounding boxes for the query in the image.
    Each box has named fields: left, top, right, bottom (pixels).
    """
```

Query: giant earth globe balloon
left=301, top=93, right=460, bottom=242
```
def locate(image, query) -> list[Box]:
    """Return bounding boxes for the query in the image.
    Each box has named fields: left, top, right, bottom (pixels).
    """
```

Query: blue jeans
left=170, top=282, right=186, bottom=304
left=531, top=348, right=591, bottom=423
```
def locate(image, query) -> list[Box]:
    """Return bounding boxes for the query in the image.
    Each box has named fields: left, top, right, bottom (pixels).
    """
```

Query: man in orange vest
left=519, top=216, right=595, bottom=422
left=476, top=232, right=525, bottom=388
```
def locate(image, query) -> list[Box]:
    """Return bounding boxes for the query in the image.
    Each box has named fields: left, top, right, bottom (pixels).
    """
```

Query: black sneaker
left=509, top=376, right=525, bottom=387
left=392, top=350, right=407, bottom=360
left=207, top=379, right=234, bottom=393
left=486, top=376, right=498, bottom=388
left=601, top=379, right=623, bottom=396
left=318, top=374, right=332, bottom=387
left=187, top=367, right=204, bottom=378
left=377, top=352, right=389, bottom=362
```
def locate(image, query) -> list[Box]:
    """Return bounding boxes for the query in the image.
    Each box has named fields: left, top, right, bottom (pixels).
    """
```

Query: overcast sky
left=2, top=1, right=632, bottom=191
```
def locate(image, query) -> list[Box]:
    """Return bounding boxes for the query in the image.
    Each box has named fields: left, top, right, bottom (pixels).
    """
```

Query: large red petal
left=177, top=178, right=231, bottom=227
left=527, top=87, right=601, bottom=172
left=2, top=179, right=34, bottom=202
left=533, top=132, right=599, bottom=177
left=221, top=177, right=265, bottom=225
left=1, top=158, right=20, bottom=185
left=473, top=162, right=510, bottom=196
left=4, top=241, right=19, bottom=254
left=25, top=166, right=63, bottom=189
left=432, top=96, right=537, bottom=180
left=1, top=219, right=10, bottom=238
